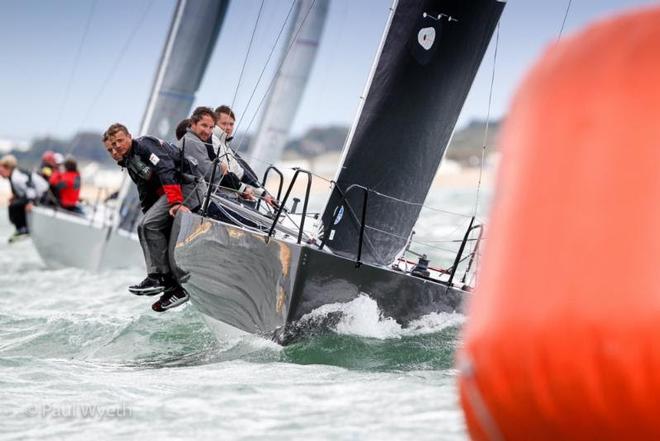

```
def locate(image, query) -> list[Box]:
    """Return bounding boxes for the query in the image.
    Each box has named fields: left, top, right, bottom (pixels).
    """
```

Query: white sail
left=248, top=0, right=329, bottom=179
left=29, top=0, right=230, bottom=271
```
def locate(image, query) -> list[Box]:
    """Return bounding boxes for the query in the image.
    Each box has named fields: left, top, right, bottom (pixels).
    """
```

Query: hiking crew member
left=178, top=107, right=251, bottom=201
left=104, top=123, right=190, bottom=312
left=180, top=107, right=225, bottom=186
left=0, top=154, right=49, bottom=241
left=49, top=158, right=83, bottom=214
left=39, top=150, right=61, bottom=181
left=212, top=105, right=275, bottom=207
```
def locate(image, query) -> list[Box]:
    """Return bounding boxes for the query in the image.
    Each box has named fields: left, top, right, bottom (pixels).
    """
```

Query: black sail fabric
left=321, top=0, right=505, bottom=266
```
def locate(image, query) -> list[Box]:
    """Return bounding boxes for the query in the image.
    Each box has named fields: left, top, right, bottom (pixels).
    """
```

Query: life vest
left=459, top=6, right=660, bottom=441
left=49, top=171, right=81, bottom=208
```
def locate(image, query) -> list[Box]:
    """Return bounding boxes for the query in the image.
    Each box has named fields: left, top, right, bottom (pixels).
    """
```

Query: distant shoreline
left=0, top=160, right=496, bottom=207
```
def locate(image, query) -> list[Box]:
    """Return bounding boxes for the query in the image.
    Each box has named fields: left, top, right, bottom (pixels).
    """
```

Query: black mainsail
left=320, top=0, right=504, bottom=266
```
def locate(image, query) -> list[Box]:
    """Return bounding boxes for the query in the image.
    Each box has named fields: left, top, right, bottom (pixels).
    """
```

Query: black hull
left=171, top=212, right=467, bottom=345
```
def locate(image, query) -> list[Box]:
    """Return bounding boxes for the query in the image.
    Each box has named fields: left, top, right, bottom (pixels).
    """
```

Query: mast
left=320, top=0, right=505, bottom=266
left=117, top=0, right=230, bottom=227
left=247, top=0, right=329, bottom=178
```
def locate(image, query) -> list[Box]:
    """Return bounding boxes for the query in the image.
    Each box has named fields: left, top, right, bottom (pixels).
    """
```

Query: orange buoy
left=459, top=6, right=660, bottom=441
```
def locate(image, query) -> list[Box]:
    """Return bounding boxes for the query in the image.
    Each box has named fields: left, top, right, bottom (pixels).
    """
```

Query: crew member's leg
left=132, top=194, right=190, bottom=311
left=138, top=195, right=172, bottom=274
left=8, top=200, right=28, bottom=234
left=130, top=195, right=175, bottom=295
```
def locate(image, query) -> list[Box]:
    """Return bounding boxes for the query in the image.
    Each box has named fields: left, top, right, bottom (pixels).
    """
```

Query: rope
left=557, top=0, right=573, bottom=42
left=231, top=0, right=266, bottom=109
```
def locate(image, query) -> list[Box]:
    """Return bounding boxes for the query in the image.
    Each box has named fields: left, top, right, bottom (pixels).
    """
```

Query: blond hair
left=0, top=154, right=17, bottom=170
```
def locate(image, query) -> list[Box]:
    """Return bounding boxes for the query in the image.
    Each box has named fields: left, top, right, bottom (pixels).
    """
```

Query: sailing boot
left=151, top=286, right=190, bottom=312
left=128, top=274, right=166, bottom=296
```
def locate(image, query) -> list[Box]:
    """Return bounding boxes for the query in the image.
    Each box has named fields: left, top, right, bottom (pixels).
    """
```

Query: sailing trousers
left=8, top=200, right=28, bottom=232
left=137, top=195, right=173, bottom=275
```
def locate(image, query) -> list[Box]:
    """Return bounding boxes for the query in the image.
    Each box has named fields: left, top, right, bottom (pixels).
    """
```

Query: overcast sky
left=0, top=0, right=657, bottom=143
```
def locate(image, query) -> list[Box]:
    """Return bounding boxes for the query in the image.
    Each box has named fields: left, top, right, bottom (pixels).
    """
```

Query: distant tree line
left=9, top=119, right=500, bottom=169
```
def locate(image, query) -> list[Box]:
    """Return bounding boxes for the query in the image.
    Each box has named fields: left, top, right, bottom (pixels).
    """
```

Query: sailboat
left=27, top=0, right=327, bottom=272
left=28, top=0, right=230, bottom=271
left=171, top=0, right=505, bottom=344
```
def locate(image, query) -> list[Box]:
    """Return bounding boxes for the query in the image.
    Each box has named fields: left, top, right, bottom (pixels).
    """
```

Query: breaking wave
left=275, top=295, right=464, bottom=371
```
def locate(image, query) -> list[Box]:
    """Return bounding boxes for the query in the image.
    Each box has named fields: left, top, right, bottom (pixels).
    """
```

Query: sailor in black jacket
left=105, top=123, right=190, bottom=312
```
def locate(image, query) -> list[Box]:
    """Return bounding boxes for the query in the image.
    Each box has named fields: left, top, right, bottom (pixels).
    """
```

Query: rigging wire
left=231, top=0, right=266, bottom=110
left=52, top=0, right=98, bottom=136
left=234, top=0, right=319, bottom=155
left=471, top=22, right=500, bottom=220
left=232, top=1, right=298, bottom=142
left=69, top=0, right=156, bottom=155
left=363, top=224, right=464, bottom=256
left=179, top=0, right=491, bottom=265
left=237, top=146, right=479, bottom=221
left=557, top=0, right=573, bottom=42
left=235, top=145, right=477, bottom=220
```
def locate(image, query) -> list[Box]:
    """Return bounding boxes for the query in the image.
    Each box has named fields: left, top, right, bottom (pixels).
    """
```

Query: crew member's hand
left=263, top=194, right=278, bottom=208
left=220, top=161, right=228, bottom=175
left=241, top=187, right=255, bottom=201
left=25, top=202, right=33, bottom=213
left=169, top=203, right=190, bottom=217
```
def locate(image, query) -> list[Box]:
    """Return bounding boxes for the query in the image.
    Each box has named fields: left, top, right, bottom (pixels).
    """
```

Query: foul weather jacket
left=49, top=170, right=81, bottom=208
left=8, top=168, right=49, bottom=204
left=210, top=127, right=265, bottom=196
left=119, top=136, right=195, bottom=213
left=179, top=130, right=243, bottom=195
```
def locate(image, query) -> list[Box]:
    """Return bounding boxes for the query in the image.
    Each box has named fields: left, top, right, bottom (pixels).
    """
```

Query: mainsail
left=117, top=0, right=230, bottom=230
left=320, top=0, right=504, bottom=266
left=140, top=0, right=229, bottom=139
left=247, top=0, right=329, bottom=178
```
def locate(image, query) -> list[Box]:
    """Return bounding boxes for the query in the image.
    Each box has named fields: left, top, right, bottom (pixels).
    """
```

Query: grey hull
left=29, top=206, right=143, bottom=272
left=172, top=212, right=466, bottom=344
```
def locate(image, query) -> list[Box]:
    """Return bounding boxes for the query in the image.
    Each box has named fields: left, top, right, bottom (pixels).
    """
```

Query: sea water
left=0, top=188, right=490, bottom=440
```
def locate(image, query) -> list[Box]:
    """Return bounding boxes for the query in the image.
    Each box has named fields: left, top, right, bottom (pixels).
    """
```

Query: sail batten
left=320, top=0, right=505, bottom=267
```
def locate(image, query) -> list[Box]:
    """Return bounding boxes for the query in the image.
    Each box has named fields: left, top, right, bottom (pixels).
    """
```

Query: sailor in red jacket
left=49, top=158, right=83, bottom=214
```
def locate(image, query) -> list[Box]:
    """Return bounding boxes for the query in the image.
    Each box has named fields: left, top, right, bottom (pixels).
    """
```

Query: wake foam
left=288, top=294, right=464, bottom=342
